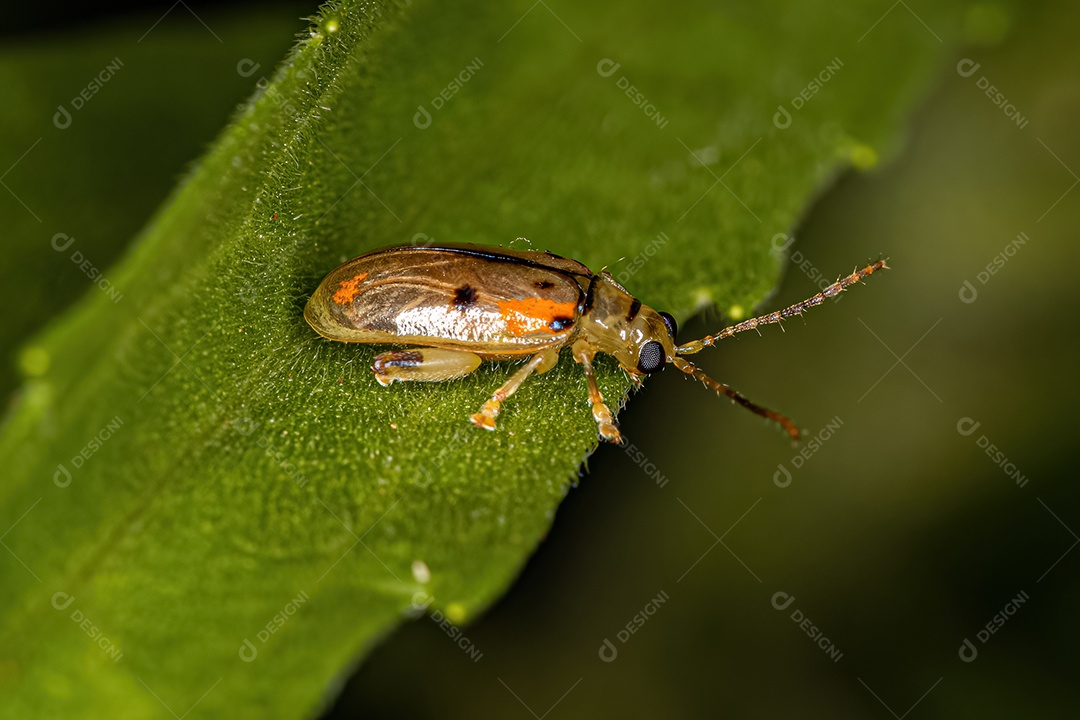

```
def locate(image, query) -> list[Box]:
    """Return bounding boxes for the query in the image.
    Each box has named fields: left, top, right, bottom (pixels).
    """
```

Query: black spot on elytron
left=626, top=298, right=642, bottom=322
left=453, top=284, right=478, bottom=311
left=549, top=316, right=575, bottom=332
left=534, top=280, right=555, bottom=290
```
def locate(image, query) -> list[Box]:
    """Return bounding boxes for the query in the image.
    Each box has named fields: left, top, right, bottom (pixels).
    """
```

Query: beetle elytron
left=305, top=243, right=887, bottom=443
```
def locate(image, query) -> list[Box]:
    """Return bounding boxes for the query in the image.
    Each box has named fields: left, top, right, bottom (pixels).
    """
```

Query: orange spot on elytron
left=497, top=298, right=577, bottom=336
left=332, top=272, right=368, bottom=305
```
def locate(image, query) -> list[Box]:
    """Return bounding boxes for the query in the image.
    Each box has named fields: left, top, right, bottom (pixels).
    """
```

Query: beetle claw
left=470, top=415, right=497, bottom=430
left=599, top=423, right=622, bottom=444
left=469, top=400, right=501, bottom=431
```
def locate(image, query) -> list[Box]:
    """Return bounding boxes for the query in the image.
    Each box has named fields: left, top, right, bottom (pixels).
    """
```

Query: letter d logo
left=959, top=279, right=978, bottom=304
left=771, top=591, right=796, bottom=611
left=54, top=464, right=72, bottom=488
left=52, top=591, right=75, bottom=610
left=51, top=233, right=76, bottom=253
left=239, top=638, right=258, bottom=662
left=956, top=417, right=981, bottom=437
left=956, top=58, right=981, bottom=78
left=773, top=105, right=792, bottom=129
left=53, top=105, right=72, bottom=130
left=413, top=105, right=432, bottom=129
left=773, top=463, right=792, bottom=488
left=596, top=59, right=621, bottom=78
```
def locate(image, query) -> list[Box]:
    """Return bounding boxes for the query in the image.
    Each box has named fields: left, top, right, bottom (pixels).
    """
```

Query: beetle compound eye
left=658, top=312, right=678, bottom=340
left=637, top=340, right=666, bottom=373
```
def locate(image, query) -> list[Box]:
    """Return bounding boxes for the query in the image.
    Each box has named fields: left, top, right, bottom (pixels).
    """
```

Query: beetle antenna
left=676, top=259, right=888, bottom=355
left=672, top=357, right=800, bottom=440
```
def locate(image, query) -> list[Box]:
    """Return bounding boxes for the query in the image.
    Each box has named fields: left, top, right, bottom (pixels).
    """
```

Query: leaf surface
left=0, top=1, right=959, bottom=716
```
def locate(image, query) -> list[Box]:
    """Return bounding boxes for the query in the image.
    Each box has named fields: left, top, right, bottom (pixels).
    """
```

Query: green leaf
left=0, top=0, right=960, bottom=717
left=0, top=6, right=307, bottom=400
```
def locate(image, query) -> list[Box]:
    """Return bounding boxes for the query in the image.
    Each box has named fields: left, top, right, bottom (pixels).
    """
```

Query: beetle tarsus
left=598, top=419, right=622, bottom=444
left=574, top=348, right=622, bottom=443
left=591, top=400, right=622, bottom=443
left=470, top=401, right=501, bottom=431
left=468, top=351, right=553, bottom=433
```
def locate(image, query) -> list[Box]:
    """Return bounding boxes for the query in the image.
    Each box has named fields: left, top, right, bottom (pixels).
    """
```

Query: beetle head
left=580, top=273, right=679, bottom=375
left=629, top=308, right=677, bottom=374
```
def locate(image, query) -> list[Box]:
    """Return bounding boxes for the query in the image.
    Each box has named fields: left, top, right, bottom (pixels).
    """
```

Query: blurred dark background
left=337, top=4, right=1080, bottom=716
left=3, top=1, right=1077, bottom=717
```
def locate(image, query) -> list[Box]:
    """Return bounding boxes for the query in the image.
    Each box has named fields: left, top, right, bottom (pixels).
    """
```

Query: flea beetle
left=305, top=243, right=886, bottom=443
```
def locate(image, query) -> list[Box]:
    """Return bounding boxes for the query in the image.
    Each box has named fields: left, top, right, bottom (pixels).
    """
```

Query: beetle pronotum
left=305, top=243, right=886, bottom=443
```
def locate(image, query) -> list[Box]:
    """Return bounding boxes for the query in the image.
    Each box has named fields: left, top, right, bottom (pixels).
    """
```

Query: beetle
left=305, top=242, right=887, bottom=443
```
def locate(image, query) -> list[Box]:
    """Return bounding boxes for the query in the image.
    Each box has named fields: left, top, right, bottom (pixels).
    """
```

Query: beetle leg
left=372, top=348, right=482, bottom=386
left=534, top=346, right=560, bottom=374
left=470, top=348, right=558, bottom=431
left=574, top=349, right=622, bottom=444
